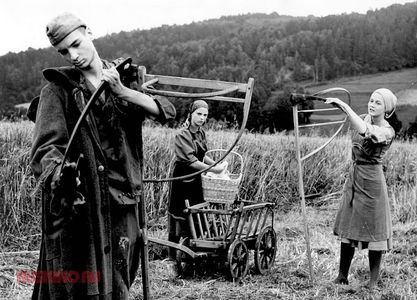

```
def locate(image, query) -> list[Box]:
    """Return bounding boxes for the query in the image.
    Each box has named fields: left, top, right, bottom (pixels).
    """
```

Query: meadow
left=306, top=67, right=417, bottom=127
left=0, top=120, right=416, bottom=299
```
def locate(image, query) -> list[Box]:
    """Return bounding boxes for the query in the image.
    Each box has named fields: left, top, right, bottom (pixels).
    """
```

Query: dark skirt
left=333, top=163, right=392, bottom=246
left=168, top=163, right=204, bottom=219
left=167, top=163, right=205, bottom=257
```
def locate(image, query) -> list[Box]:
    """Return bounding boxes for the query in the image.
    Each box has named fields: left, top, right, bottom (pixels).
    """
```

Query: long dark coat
left=29, top=61, right=175, bottom=299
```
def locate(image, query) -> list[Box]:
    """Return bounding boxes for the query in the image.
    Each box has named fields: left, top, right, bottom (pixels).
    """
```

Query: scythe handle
left=290, top=93, right=327, bottom=105
left=138, top=190, right=150, bottom=299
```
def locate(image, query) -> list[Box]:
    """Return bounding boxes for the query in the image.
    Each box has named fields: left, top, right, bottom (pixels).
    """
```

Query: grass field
left=3, top=201, right=417, bottom=299
left=0, top=121, right=416, bottom=299
left=305, top=67, right=417, bottom=127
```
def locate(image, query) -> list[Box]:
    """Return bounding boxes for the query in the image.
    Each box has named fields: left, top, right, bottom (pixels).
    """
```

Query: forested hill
left=1, top=2, right=417, bottom=132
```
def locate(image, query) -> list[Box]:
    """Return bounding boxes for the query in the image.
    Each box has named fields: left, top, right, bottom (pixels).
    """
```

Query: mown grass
left=127, top=203, right=417, bottom=300
left=0, top=120, right=416, bottom=299
left=3, top=204, right=417, bottom=299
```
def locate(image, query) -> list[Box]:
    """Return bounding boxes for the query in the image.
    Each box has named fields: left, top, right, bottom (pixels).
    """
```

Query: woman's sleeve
left=174, top=130, right=198, bottom=165
left=363, top=122, right=395, bottom=144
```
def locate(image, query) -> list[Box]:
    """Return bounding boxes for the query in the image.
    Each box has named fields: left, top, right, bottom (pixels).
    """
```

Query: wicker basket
left=201, top=149, right=243, bottom=203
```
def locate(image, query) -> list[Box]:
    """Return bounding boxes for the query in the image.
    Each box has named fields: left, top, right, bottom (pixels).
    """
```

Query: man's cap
left=46, top=13, right=86, bottom=46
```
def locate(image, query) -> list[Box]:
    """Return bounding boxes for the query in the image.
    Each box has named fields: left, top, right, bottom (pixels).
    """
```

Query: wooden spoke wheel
left=227, top=239, right=249, bottom=281
left=254, top=226, right=277, bottom=274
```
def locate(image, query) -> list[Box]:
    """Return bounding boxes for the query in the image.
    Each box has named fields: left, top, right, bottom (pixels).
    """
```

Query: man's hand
left=102, top=67, right=126, bottom=97
left=51, top=156, right=84, bottom=216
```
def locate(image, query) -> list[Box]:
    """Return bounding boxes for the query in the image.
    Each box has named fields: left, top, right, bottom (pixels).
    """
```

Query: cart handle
left=147, top=236, right=198, bottom=258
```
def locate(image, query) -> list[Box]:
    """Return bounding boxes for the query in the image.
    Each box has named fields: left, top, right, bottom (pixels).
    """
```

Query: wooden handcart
left=186, top=199, right=276, bottom=280
left=149, top=150, right=277, bottom=281
left=150, top=199, right=276, bottom=281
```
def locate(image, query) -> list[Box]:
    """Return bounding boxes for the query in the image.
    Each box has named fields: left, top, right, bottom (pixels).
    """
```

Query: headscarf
left=183, top=100, right=209, bottom=128
left=190, top=100, right=208, bottom=114
left=370, top=88, right=397, bottom=118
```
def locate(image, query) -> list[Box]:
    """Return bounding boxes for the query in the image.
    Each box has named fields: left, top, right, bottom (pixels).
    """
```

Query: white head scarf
left=370, top=88, right=397, bottom=118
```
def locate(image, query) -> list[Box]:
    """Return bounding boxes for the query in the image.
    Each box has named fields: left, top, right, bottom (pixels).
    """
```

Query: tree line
left=1, top=2, right=417, bottom=134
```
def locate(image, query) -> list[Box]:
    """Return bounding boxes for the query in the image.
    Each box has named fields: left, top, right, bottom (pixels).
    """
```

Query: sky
left=0, top=0, right=415, bottom=56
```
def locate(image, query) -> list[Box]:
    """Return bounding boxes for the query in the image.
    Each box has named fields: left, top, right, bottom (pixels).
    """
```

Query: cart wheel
left=227, top=239, right=249, bottom=281
left=254, top=226, right=277, bottom=274
left=176, top=237, right=192, bottom=276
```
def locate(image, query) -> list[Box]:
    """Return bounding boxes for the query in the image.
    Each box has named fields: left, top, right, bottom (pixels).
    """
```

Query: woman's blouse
left=352, top=114, right=395, bottom=165
left=174, top=127, right=208, bottom=165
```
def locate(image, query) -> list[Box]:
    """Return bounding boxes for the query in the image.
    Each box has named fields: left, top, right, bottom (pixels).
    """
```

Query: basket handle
left=204, top=149, right=244, bottom=179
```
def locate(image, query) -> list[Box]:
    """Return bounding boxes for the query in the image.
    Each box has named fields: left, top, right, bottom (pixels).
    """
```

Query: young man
left=29, top=12, right=176, bottom=299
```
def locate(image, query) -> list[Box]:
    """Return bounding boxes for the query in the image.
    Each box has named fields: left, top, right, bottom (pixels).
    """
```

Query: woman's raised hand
left=325, top=97, right=348, bottom=113
left=211, top=161, right=228, bottom=174
left=325, top=97, right=343, bottom=106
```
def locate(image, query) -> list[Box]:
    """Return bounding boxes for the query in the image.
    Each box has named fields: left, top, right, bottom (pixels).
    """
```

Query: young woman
left=167, top=100, right=225, bottom=259
left=326, top=88, right=397, bottom=289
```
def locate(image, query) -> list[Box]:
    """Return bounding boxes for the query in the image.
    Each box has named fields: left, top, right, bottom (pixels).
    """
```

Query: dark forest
left=1, top=2, right=416, bottom=133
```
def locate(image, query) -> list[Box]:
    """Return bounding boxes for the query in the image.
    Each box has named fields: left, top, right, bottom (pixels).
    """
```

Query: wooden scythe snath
left=291, top=88, right=351, bottom=284
left=140, top=67, right=254, bottom=183
left=138, top=66, right=254, bottom=299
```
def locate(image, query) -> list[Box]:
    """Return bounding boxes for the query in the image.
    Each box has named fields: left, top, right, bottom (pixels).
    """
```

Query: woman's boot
left=334, top=242, right=355, bottom=285
left=368, top=250, right=383, bottom=289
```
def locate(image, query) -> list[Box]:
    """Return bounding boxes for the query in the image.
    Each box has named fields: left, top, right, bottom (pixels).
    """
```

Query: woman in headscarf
left=326, top=88, right=397, bottom=289
left=167, top=100, right=225, bottom=260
